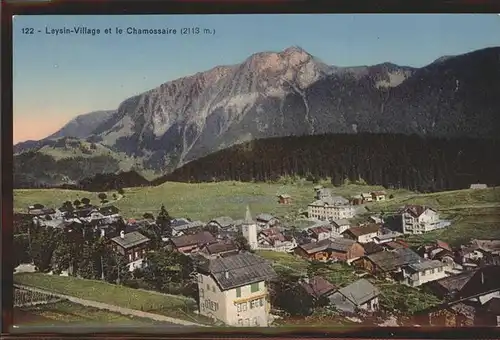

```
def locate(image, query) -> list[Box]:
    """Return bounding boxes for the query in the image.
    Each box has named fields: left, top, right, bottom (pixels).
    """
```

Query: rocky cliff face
left=16, top=46, right=500, bottom=175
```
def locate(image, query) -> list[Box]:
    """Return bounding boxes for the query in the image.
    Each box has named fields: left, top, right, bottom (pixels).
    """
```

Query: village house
left=401, top=259, right=449, bottom=287
left=400, top=205, right=450, bottom=234
left=306, top=224, right=335, bottom=242
left=350, top=195, right=363, bottom=206
left=369, top=215, right=384, bottom=224
left=353, top=248, right=423, bottom=278
left=372, top=231, right=402, bottom=244
left=470, top=183, right=488, bottom=190
left=458, top=239, right=500, bottom=266
left=294, top=239, right=332, bottom=262
left=328, top=279, right=380, bottom=314
left=207, top=216, right=235, bottom=231
left=255, top=214, right=280, bottom=228
left=99, top=205, right=120, bottom=217
left=194, top=252, right=277, bottom=327
left=342, top=224, right=382, bottom=244
left=299, top=276, right=336, bottom=302
left=370, top=191, right=386, bottom=201
left=199, top=240, right=240, bottom=259
left=308, top=197, right=355, bottom=221
left=427, top=266, right=500, bottom=311
left=110, top=230, right=150, bottom=271
left=277, top=194, right=292, bottom=205
left=27, top=206, right=57, bottom=217
left=361, top=193, right=373, bottom=203
left=331, top=219, right=351, bottom=235
left=328, top=238, right=365, bottom=263
left=257, top=227, right=297, bottom=253
left=169, top=231, right=218, bottom=254
left=171, top=220, right=205, bottom=237
left=417, top=240, right=459, bottom=272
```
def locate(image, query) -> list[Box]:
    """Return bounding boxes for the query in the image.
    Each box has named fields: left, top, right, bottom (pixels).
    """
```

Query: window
left=259, top=298, right=264, bottom=307
left=212, top=285, right=216, bottom=293
left=250, top=282, right=259, bottom=293
left=250, top=300, right=256, bottom=309
left=206, top=284, right=210, bottom=290
left=238, top=319, right=243, bottom=326
left=198, top=275, right=203, bottom=283
left=253, top=317, right=259, bottom=326
left=199, top=288, right=204, bottom=299
left=236, top=287, right=241, bottom=297
left=244, top=318, right=250, bottom=326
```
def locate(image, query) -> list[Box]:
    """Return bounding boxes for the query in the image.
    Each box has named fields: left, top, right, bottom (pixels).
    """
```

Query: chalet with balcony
left=110, top=230, right=150, bottom=271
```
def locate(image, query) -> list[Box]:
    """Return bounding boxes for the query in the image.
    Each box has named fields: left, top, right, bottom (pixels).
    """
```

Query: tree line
left=158, top=133, right=500, bottom=192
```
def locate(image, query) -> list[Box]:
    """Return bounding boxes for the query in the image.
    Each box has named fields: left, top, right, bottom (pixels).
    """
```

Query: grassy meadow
left=14, top=301, right=161, bottom=326
left=13, top=273, right=208, bottom=324
left=13, top=180, right=499, bottom=247
left=14, top=181, right=412, bottom=221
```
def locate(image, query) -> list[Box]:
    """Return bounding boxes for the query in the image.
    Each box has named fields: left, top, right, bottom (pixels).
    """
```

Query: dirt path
left=14, top=284, right=206, bottom=327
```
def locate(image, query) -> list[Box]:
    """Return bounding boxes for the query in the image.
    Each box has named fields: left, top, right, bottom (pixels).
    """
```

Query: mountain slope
left=47, top=110, right=116, bottom=140
left=14, top=46, right=500, bottom=183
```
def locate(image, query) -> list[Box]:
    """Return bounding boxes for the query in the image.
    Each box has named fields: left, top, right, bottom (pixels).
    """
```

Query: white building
left=308, top=197, right=355, bottom=221
left=400, top=205, right=444, bottom=234
left=195, top=252, right=277, bottom=327
left=241, top=206, right=258, bottom=250
left=342, top=224, right=381, bottom=244
left=401, top=260, right=449, bottom=287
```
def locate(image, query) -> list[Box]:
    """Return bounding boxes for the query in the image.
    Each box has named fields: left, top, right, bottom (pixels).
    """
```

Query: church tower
left=242, top=205, right=258, bottom=250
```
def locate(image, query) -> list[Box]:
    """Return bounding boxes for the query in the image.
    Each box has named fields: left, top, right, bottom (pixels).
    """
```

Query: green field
left=14, top=181, right=411, bottom=221
left=13, top=273, right=207, bottom=324
left=14, top=301, right=161, bottom=326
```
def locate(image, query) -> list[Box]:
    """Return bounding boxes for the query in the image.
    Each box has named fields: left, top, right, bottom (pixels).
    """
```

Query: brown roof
left=310, top=225, right=332, bottom=236
left=171, top=231, right=217, bottom=248
left=328, top=238, right=358, bottom=252
left=298, top=239, right=332, bottom=254
left=371, top=191, right=386, bottom=196
left=385, top=240, right=409, bottom=250
left=362, top=242, right=385, bottom=255
left=433, top=270, right=477, bottom=294
left=300, top=276, right=336, bottom=299
left=201, top=240, right=239, bottom=255
left=344, top=224, right=381, bottom=237
left=402, top=205, right=435, bottom=218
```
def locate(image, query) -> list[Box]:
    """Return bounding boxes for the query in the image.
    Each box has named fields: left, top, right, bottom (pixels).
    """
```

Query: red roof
left=310, top=226, right=332, bottom=236
left=300, top=276, right=336, bottom=299
left=435, top=240, right=452, bottom=252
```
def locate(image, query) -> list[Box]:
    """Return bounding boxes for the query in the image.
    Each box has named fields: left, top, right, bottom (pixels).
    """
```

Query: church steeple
left=244, top=205, right=253, bottom=224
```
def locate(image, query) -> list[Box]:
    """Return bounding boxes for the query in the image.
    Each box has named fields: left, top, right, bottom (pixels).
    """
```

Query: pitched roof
left=111, top=231, right=150, bottom=249
left=384, top=240, right=408, bottom=250
left=401, top=205, right=435, bottom=218
left=432, top=270, right=477, bottom=294
left=407, top=259, right=445, bottom=272
left=371, top=191, right=386, bottom=196
left=332, top=219, right=350, bottom=227
left=256, top=213, right=276, bottom=222
left=435, top=240, right=452, bottom=252
left=209, top=216, right=234, bottom=228
left=277, top=194, right=291, bottom=198
left=99, top=205, right=120, bottom=216
left=471, top=239, right=500, bottom=254
left=300, top=276, right=336, bottom=299
left=362, top=242, right=385, bottom=255
left=328, top=238, right=358, bottom=252
left=309, top=196, right=350, bottom=207
left=374, top=232, right=402, bottom=241
left=196, top=252, right=277, bottom=290
left=366, top=248, right=422, bottom=272
left=171, top=231, right=217, bottom=248
left=361, top=193, right=372, bottom=198
left=309, top=225, right=332, bottom=236
left=484, top=297, right=500, bottom=314
left=344, top=224, right=381, bottom=237
left=337, top=279, right=380, bottom=306
left=298, top=239, right=332, bottom=254
left=201, top=240, right=239, bottom=255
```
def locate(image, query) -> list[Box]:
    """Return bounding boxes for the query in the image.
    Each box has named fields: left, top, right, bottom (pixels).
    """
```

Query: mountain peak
left=282, top=45, right=308, bottom=54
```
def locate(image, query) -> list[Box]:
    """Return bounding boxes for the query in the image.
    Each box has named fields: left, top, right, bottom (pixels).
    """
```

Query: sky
left=13, top=14, right=500, bottom=143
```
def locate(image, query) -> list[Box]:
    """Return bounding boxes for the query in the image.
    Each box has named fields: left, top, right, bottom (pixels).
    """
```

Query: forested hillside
left=158, top=133, right=500, bottom=192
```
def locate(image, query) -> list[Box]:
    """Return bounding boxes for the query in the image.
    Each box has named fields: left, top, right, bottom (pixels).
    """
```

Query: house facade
left=169, top=231, right=218, bottom=254
left=371, top=191, right=386, bottom=202
left=110, top=231, right=150, bottom=271
left=308, top=197, right=355, bottom=221
left=328, top=279, right=380, bottom=314
left=401, top=205, right=442, bottom=234
left=195, top=252, right=277, bottom=327
left=401, top=260, right=449, bottom=287
left=342, top=224, right=381, bottom=244
left=255, top=214, right=280, bottom=228
left=294, top=239, right=332, bottom=262
left=277, top=194, right=291, bottom=205
left=328, top=238, right=365, bottom=263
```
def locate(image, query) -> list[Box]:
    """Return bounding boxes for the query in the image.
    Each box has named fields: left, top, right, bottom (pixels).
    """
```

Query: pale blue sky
left=13, top=14, right=500, bottom=142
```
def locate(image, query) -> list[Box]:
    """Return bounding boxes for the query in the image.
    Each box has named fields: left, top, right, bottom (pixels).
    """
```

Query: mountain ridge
left=14, top=46, right=500, bottom=188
